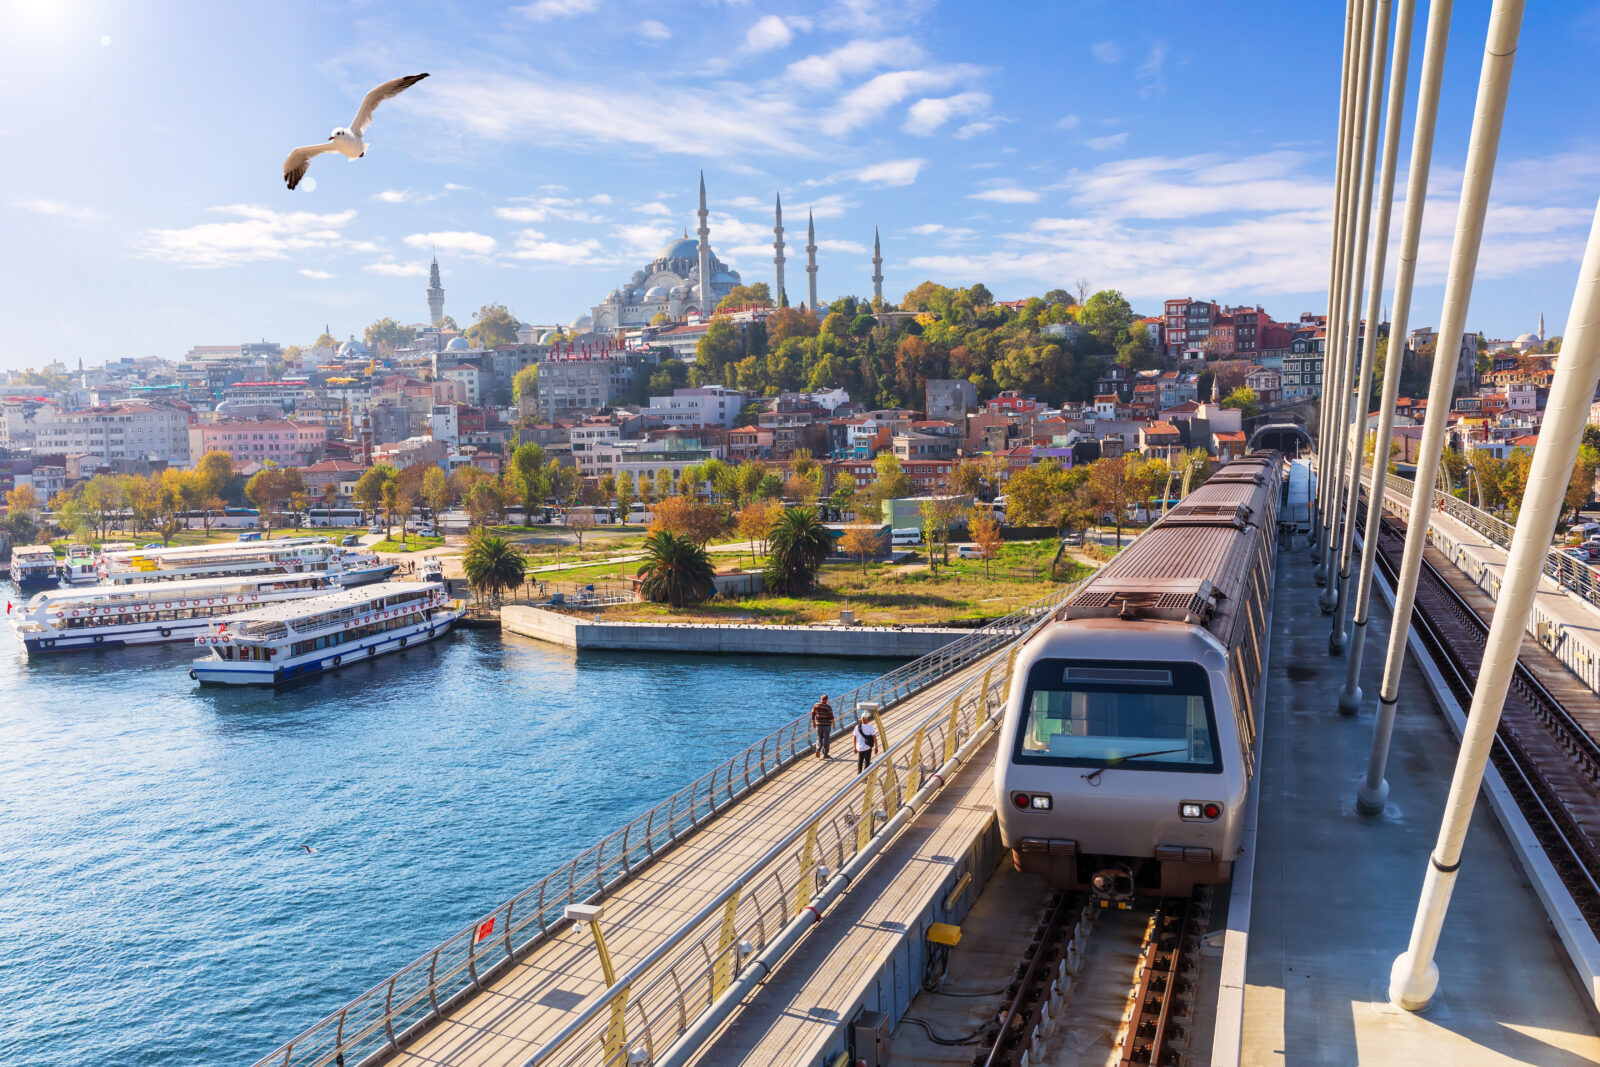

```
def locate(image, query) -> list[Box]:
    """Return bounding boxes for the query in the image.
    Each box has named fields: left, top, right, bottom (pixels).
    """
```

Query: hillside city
left=1, top=240, right=1595, bottom=560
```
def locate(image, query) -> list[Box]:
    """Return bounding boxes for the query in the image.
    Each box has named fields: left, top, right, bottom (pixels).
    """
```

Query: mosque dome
left=338, top=338, right=369, bottom=358
left=656, top=236, right=699, bottom=261
left=671, top=282, right=692, bottom=298
left=570, top=313, right=593, bottom=331
left=607, top=288, right=625, bottom=305
left=712, top=271, right=739, bottom=285
left=644, top=285, right=671, bottom=302
left=1514, top=332, right=1539, bottom=345
left=539, top=330, right=560, bottom=344
left=630, top=270, right=647, bottom=285
left=445, top=336, right=471, bottom=351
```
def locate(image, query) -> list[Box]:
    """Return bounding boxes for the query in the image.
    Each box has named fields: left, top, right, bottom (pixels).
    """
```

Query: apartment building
left=7, top=402, right=191, bottom=464
left=188, top=419, right=325, bottom=467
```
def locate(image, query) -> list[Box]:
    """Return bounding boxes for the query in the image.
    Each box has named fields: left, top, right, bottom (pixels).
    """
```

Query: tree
left=438, top=315, right=460, bottom=332
left=422, top=467, right=452, bottom=523
left=463, top=481, right=505, bottom=528
left=715, top=282, right=774, bottom=311
left=840, top=525, right=885, bottom=575
left=969, top=506, right=1004, bottom=578
left=950, top=459, right=985, bottom=498
left=155, top=475, right=186, bottom=545
left=1087, top=455, right=1142, bottom=547
left=81, top=475, right=124, bottom=537
left=650, top=496, right=729, bottom=546
left=736, top=499, right=783, bottom=563
left=873, top=453, right=914, bottom=506
left=352, top=466, right=394, bottom=524
left=465, top=303, right=520, bottom=349
left=636, top=531, right=718, bottom=607
left=509, top=443, right=547, bottom=518
left=381, top=480, right=400, bottom=538
left=616, top=470, right=637, bottom=519
left=5, top=485, right=41, bottom=519
left=695, top=319, right=743, bottom=381
left=654, top=468, right=675, bottom=503
left=920, top=495, right=966, bottom=565
left=364, top=317, right=416, bottom=354
left=1565, top=443, right=1600, bottom=523
left=763, top=506, right=833, bottom=594
left=196, top=451, right=235, bottom=499
left=290, top=492, right=309, bottom=533
left=462, top=532, right=526, bottom=604
left=1080, top=289, right=1135, bottom=345
left=564, top=505, right=596, bottom=548
left=1004, top=460, right=1072, bottom=528
left=1220, top=386, right=1261, bottom=417
left=512, top=365, right=539, bottom=407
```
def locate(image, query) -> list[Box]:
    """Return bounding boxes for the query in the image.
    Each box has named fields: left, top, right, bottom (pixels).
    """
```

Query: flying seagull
left=282, top=73, right=429, bottom=191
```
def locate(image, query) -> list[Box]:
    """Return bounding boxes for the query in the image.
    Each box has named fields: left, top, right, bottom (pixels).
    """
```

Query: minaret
left=696, top=171, right=712, bottom=312
left=427, top=251, right=445, bottom=326
left=1538, top=311, right=1545, bottom=342
left=773, top=191, right=787, bottom=307
left=871, top=226, right=883, bottom=305
left=806, top=210, right=819, bottom=311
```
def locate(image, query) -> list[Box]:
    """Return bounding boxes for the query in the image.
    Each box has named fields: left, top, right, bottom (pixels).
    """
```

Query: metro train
left=995, top=450, right=1285, bottom=900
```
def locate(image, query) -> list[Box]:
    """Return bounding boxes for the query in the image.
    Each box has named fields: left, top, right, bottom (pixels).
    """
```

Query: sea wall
left=501, top=606, right=965, bottom=658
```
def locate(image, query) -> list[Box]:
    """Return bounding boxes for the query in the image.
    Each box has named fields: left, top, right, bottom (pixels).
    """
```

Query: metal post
left=1393, top=187, right=1598, bottom=1012
left=1343, top=0, right=1448, bottom=722
left=1359, top=0, right=1521, bottom=822
left=1330, top=0, right=1399, bottom=653
left=1315, top=0, right=1361, bottom=551
left=1319, top=0, right=1377, bottom=584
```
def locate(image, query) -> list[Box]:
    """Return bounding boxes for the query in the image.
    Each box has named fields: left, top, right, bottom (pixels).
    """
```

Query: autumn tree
left=1087, top=455, right=1144, bottom=547
left=650, top=496, right=730, bottom=546
left=196, top=451, right=235, bottom=499
left=463, top=480, right=505, bottom=528
left=840, top=525, right=885, bottom=575
left=969, top=506, right=1004, bottom=578
left=422, top=467, right=452, bottom=522
left=616, top=470, right=637, bottom=518
left=563, top=505, right=596, bottom=548
left=364, top=317, right=416, bottom=354
left=464, top=303, right=520, bottom=348
left=352, top=466, right=394, bottom=524
left=508, top=443, right=547, bottom=518
left=715, top=282, right=773, bottom=310
left=736, top=498, right=783, bottom=563
left=512, top=365, right=539, bottom=408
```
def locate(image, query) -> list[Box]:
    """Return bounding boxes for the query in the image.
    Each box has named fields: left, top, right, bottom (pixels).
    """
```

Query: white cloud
left=786, top=37, right=921, bottom=90
left=494, top=196, right=607, bottom=224
left=298, top=269, right=334, bottom=279
left=590, top=193, right=613, bottom=204
left=851, top=158, right=926, bottom=187
left=11, top=198, right=96, bottom=221
left=365, top=259, right=430, bottom=278
left=819, top=238, right=868, bottom=254
left=520, top=0, right=600, bottom=20
left=1055, top=114, right=1081, bottom=131
left=822, top=66, right=979, bottom=136
left=745, top=14, right=794, bottom=52
left=405, top=230, right=497, bottom=255
left=903, top=91, right=989, bottom=135
left=612, top=223, right=676, bottom=258
left=139, top=204, right=359, bottom=268
left=1069, top=151, right=1322, bottom=218
left=1085, top=132, right=1129, bottom=151
left=1091, top=41, right=1122, bottom=63
left=1136, top=40, right=1168, bottom=97
left=970, top=187, right=1040, bottom=204
left=638, top=19, right=671, bottom=40
left=636, top=201, right=673, bottom=216
left=955, top=120, right=996, bottom=139
left=909, top=223, right=945, bottom=235
left=506, top=228, right=605, bottom=263
left=373, top=189, right=411, bottom=204
left=495, top=206, right=547, bottom=222
left=443, top=182, right=468, bottom=191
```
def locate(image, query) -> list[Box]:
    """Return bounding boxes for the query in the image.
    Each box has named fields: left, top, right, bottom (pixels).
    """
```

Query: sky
left=3, top=0, right=1599, bottom=370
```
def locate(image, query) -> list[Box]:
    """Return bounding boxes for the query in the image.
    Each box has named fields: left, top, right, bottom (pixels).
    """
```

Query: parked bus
left=177, top=507, right=260, bottom=529
left=306, top=507, right=364, bottom=528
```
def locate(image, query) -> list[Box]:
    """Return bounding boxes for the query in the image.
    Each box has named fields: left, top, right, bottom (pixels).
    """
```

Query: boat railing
left=252, top=581, right=1079, bottom=1067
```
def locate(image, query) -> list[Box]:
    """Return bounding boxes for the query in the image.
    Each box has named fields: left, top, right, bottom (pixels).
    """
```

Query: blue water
left=0, top=601, right=898, bottom=1066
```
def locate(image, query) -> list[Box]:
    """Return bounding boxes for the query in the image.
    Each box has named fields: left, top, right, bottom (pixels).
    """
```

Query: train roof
left=1061, top=451, right=1282, bottom=643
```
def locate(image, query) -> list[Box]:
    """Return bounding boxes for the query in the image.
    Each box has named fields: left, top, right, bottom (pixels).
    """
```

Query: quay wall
left=500, top=606, right=966, bottom=658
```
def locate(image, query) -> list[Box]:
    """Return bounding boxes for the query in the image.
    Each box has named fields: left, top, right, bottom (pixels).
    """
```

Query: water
left=0, top=605, right=899, bottom=1066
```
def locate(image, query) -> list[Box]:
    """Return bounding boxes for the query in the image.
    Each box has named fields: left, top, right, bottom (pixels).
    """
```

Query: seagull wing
left=283, top=142, right=340, bottom=191
left=350, top=72, right=429, bottom=136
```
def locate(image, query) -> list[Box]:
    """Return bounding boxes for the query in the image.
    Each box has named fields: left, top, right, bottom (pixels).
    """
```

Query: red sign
left=475, top=918, right=496, bottom=943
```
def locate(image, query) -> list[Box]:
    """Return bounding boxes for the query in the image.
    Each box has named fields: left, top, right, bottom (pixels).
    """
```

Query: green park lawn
left=371, top=534, right=446, bottom=553
left=44, top=526, right=368, bottom=554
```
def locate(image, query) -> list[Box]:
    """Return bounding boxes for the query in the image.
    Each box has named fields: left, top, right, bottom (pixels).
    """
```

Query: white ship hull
left=18, top=615, right=236, bottom=655
left=191, top=608, right=462, bottom=686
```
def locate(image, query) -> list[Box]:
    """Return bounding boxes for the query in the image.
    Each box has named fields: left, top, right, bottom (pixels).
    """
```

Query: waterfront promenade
left=379, top=647, right=1010, bottom=1066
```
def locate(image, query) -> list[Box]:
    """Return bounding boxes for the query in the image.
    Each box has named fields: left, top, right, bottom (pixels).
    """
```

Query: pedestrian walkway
left=385, top=653, right=1003, bottom=1067
left=1241, top=543, right=1600, bottom=1064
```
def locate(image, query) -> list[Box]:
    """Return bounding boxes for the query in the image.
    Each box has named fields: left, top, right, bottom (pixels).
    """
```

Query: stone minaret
left=806, top=210, right=819, bottom=310
left=696, top=171, right=712, bottom=312
left=773, top=191, right=787, bottom=307
left=426, top=252, right=445, bottom=326
left=871, top=226, right=883, bottom=305
left=1538, top=311, right=1545, bottom=342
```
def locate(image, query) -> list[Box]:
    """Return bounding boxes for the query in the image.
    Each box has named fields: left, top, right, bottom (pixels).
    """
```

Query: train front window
left=1014, top=659, right=1221, bottom=772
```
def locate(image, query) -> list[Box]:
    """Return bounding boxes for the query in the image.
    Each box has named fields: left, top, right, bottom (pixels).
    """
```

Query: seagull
left=301, top=844, right=317, bottom=854
left=282, top=73, right=429, bottom=191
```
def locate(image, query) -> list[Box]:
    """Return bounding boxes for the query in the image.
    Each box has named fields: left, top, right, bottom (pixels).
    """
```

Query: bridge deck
left=1242, top=539, right=1600, bottom=1064
left=388, top=655, right=996, bottom=1066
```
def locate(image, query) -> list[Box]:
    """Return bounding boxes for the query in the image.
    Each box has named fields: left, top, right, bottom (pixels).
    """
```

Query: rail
left=1368, top=472, right=1600, bottom=612
left=255, top=583, right=1077, bottom=1067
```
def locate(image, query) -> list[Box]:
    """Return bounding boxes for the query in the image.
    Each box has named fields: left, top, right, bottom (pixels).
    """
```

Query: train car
left=995, top=450, right=1283, bottom=899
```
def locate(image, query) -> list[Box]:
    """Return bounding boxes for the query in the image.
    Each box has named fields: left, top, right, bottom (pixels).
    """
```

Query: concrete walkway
left=1242, top=544, right=1600, bottom=1064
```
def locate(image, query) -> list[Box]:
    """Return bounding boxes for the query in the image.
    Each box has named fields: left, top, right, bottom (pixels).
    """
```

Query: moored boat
left=59, top=545, right=98, bottom=585
left=336, top=551, right=400, bottom=587
left=9, top=572, right=341, bottom=655
left=9, top=546, right=59, bottom=591
left=99, top=538, right=347, bottom=585
left=190, top=581, right=462, bottom=686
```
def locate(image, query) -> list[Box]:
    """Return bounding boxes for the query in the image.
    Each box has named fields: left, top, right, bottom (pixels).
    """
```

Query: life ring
left=70, top=610, right=78, bottom=617
left=236, top=597, right=244, bottom=603
left=332, top=654, right=342, bottom=666
left=367, top=646, right=376, bottom=657
left=399, top=636, right=407, bottom=647
left=93, top=635, right=104, bottom=644
left=207, top=598, right=214, bottom=605
left=160, top=627, right=172, bottom=638
left=189, top=669, right=197, bottom=680
left=43, top=639, right=55, bottom=649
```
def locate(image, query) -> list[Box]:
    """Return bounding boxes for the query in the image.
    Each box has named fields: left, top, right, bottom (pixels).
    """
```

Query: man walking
left=810, top=695, right=835, bottom=760
left=853, top=711, right=879, bottom=774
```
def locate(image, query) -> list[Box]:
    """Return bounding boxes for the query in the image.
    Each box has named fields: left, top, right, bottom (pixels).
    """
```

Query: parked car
left=142, top=543, right=162, bottom=549
left=340, top=534, right=359, bottom=546
left=891, top=528, right=922, bottom=546
left=1060, top=531, right=1084, bottom=546
left=237, top=531, right=261, bottom=542
left=368, top=525, right=385, bottom=536
left=957, top=544, right=982, bottom=559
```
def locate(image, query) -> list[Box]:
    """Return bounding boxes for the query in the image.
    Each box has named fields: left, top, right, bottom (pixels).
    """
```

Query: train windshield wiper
left=1081, top=747, right=1189, bottom=785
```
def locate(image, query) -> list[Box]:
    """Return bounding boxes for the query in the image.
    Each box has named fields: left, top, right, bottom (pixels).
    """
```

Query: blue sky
left=3, top=0, right=1598, bottom=370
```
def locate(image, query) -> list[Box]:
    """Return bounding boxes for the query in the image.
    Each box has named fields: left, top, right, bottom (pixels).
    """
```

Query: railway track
left=1368, top=505, right=1600, bottom=934
left=976, top=891, right=1208, bottom=1067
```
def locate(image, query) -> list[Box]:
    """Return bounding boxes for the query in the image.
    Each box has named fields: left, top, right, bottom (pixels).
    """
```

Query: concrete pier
left=501, top=605, right=967, bottom=658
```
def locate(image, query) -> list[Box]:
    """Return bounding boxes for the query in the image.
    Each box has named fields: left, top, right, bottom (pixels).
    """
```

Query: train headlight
left=1180, top=801, right=1223, bottom=821
left=1011, top=792, right=1052, bottom=811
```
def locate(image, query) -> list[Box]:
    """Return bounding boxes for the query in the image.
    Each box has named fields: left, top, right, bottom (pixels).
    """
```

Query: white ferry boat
left=9, top=572, right=341, bottom=655
left=9, top=546, right=59, bottom=591
left=337, top=550, right=400, bottom=587
left=59, top=545, right=99, bottom=585
left=190, top=581, right=463, bottom=686
left=99, top=538, right=345, bottom=585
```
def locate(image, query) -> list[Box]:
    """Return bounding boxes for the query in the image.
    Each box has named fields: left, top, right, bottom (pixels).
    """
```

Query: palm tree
left=637, top=531, right=717, bottom=607
left=763, top=506, right=833, bottom=595
left=462, top=533, right=526, bottom=604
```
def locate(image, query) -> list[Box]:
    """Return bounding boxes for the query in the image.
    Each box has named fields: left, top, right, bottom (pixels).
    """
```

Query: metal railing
left=255, top=584, right=1076, bottom=1067
left=1368, top=473, right=1600, bottom=612
left=530, top=585, right=1075, bottom=1067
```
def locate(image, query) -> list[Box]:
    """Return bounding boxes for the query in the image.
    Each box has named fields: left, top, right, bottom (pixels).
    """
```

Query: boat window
left=1013, top=658, right=1221, bottom=773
